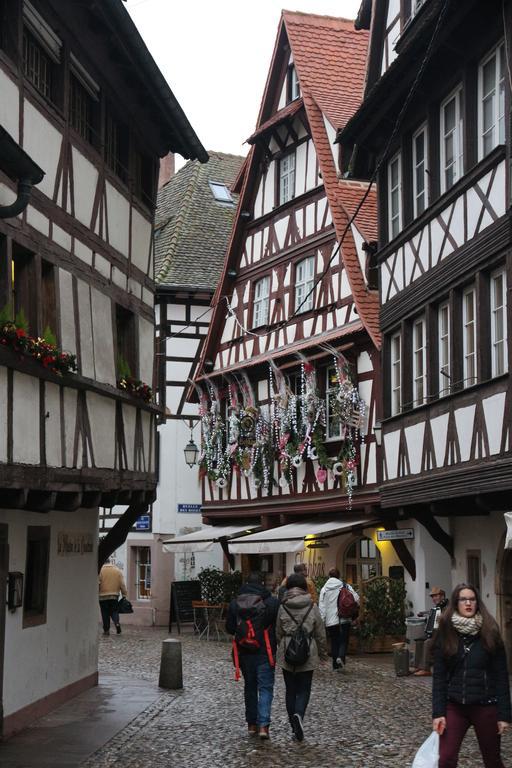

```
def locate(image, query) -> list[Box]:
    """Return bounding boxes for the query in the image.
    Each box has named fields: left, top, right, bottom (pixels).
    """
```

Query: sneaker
left=258, top=725, right=270, bottom=739
left=292, top=713, right=304, bottom=742
left=116, top=624, right=122, bottom=635
left=247, top=724, right=258, bottom=736
left=336, top=657, right=344, bottom=669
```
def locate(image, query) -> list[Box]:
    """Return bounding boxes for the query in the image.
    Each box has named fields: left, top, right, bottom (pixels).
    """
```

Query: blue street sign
left=177, top=504, right=202, bottom=514
left=135, top=515, right=151, bottom=531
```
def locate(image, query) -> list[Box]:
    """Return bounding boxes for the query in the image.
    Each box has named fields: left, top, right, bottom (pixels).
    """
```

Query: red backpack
left=232, top=593, right=275, bottom=680
left=337, top=583, right=359, bottom=620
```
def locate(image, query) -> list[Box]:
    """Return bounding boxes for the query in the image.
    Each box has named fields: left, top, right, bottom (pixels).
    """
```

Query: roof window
left=209, top=181, right=233, bottom=203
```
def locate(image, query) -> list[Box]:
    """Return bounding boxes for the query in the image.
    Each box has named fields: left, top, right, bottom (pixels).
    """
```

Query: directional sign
left=377, top=528, right=414, bottom=541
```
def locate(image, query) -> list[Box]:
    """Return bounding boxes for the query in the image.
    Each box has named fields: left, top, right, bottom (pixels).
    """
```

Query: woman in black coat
left=432, top=583, right=511, bottom=767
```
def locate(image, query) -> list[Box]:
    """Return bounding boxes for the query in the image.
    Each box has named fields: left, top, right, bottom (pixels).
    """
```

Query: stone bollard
left=158, top=638, right=183, bottom=689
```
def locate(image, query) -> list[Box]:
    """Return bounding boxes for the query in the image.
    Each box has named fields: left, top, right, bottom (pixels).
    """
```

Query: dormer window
left=209, top=182, right=233, bottom=204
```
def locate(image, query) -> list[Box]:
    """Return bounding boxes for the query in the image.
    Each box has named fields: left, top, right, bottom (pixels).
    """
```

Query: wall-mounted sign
left=57, top=532, right=94, bottom=555
left=177, top=504, right=202, bottom=514
left=377, top=529, right=414, bottom=541
left=135, top=515, right=151, bottom=531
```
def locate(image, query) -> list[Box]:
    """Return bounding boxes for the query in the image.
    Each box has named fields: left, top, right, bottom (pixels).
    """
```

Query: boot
left=258, top=725, right=270, bottom=739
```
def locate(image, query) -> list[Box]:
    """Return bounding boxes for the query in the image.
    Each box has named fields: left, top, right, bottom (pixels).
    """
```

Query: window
left=412, top=316, right=427, bottom=406
left=438, top=302, right=451, bottom=395
left=491, top=269, right=507, bottom=376
left=412, top=125, right=428, bottom=215
left=294, top=256, right=315, bottom=313
left=326, top=366, right=342, bottom=440
left=344, top=536, right=382, bottom=588
left=116, top=304, right=137, bottom=379
left=279, top=152, right=295, bottom=205
left=23, top=27, right=52, bottom=99
left=388, top=153, right=402, bottom=239
left=463, top=286, right=477, bottom=387
left=135, top=546, right=151, bottom=600
left=253, top=276, right=270, bottom=328
left=391, top=332, right=402, bottom=415
left=209, top=182, right=233, bottom=203
left=479, top=43, right=505, bottom=158
left=69, top=74, right=94, bottom=143
left=105, top=110, right=128, bottom=182
left=23, top=526, right=50, bottom=628
left=133, top=150, right=155, bottom=206
left=441, top=87, right=463, bottom=192
left=288, top=65, right=300, bottom=102
left=466, top=550, right=481, bottom=592
left=12, top=243, right=37, bottom=335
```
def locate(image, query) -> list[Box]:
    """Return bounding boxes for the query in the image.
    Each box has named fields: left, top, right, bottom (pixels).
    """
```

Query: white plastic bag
left=411, top=731, right=439, bottom=768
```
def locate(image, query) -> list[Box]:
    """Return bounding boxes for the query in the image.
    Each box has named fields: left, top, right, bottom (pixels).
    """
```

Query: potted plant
left=358, top=576, right=407, bottom=652
left=197, top=566, right=242, bottom=605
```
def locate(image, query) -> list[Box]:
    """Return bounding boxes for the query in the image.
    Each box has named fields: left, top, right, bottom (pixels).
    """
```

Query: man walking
left=413, top=586, right=448, bottom=676
left=319, top=567, right=359, bottom=670
left=226, top=572, right=279, bottom=739
left=279, top=563, right=318, bottom=604
left=99, top=560, right=127, bottom=635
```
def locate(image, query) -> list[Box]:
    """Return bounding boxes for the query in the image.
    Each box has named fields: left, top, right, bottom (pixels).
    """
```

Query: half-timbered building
left=191, top=12, right=404, bottom=588
left=339, top=0, right=512, bottom=629
left=0, top=0, right=206, bottom=736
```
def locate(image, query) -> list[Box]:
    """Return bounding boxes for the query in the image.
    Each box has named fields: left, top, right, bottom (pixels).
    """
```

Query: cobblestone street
left=79, top=626, right=512, bottom=768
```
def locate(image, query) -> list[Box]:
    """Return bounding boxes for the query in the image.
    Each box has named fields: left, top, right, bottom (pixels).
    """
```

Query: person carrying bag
left=275, top=573, right=327, bottom=742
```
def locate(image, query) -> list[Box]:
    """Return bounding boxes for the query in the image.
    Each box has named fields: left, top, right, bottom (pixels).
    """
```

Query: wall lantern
left=7, top=571, right=23, bottom=611
left=183, top=420, right=199, bottom=468
left=306, top=539, right=329, bottom=550
left=373, top=420, right=383, bottom=447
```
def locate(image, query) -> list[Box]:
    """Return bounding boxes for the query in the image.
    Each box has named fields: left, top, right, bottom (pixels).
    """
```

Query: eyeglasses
left=458, top=597, right=477, bottom=603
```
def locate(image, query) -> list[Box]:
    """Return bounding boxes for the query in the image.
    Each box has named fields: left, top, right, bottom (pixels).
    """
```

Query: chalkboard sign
left=169, top=580, right=201, bottom=633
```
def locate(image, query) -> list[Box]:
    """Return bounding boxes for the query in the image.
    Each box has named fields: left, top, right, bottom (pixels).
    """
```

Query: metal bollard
left=158, top=638, right=183, bottom=689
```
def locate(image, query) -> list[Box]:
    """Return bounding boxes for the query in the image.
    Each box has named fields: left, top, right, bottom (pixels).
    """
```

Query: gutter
left=0, top=126, right=44, bottom=219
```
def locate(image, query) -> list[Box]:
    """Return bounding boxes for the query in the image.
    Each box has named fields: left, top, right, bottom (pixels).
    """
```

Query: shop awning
left=228, top=516, right=376, bottom=554
left=162, top=524, right=260, bottom=553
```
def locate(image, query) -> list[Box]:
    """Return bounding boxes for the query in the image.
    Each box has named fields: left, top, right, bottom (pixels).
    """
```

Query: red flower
left=15, top=328, right=26, bottom=338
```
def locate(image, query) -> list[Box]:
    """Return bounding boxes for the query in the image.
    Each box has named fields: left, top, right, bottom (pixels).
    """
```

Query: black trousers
left=282, top=669, right=314, bottom=721
left=99, top=599, right=120, bottom=632
left=326, top=623, right=351, bottom=666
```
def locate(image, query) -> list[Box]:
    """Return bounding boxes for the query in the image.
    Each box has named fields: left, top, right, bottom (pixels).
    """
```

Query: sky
left=126, top=0, right=362, bottom=165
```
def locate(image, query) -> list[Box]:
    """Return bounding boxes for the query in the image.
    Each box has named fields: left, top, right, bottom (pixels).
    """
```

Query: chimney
left=158, top=152, right=175, bottom=189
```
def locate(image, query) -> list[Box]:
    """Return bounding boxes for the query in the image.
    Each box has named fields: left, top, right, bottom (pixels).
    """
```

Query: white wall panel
left=12, top=373, right=39, bottom=464
left=454, top=404, right=476, bottom=463
left=405, top=422, right=425, bottom=475
left=131, top=208, right=152, bottom=273
left=63, top=389, right=77, bottom=467
left=58, top=269, right=76, bottom=356
left=123, top=405, right=136, bottom=470
left=306, top=142, right=317, bottom=192
left=0, top=70, right=19, bottom=140
left=76, top=279, right=95, bottom=379
left=482, top=392, right=506, bottom=456
left=91, top=288, right=115, bottom=385
left=72, top=148, right=98, bottom=227
left=105, top=181, right=129, bottom=256
left=431, top=413, right=449, bottom=468
left=296, top=142, right=307, bottom=195
left=23, top=100, right=61, bottom=199
left=0, top=367, right=8, bottom=461
left=26, top=205, right=49, bottom=237
left=87, top=393, right=116, bottom=468
left=139, top=316, right=154, bottom=383
left=384, top=429, right=400, bottom=480
left=45, top=382, right=62, bottom=467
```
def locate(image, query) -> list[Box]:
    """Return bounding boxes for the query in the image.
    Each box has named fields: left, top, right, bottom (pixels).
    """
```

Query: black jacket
left=425, top=599, right=448, bottom=638
left=433, top=634, right=512, bottom=721
left=225, top=583, right=279, bottom=656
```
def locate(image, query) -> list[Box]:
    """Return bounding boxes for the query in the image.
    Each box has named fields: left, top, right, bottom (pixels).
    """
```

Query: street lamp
left=373, top=420, right=383, bottom=447
left=183, top=420, right=199, bottom=468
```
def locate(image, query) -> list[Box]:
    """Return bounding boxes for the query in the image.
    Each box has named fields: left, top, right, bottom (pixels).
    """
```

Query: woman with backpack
left=432, top=583, right=511, bottom=767
left=275, top=573, right=328, bottom=741
left=319, top=567, right=359, bottom=670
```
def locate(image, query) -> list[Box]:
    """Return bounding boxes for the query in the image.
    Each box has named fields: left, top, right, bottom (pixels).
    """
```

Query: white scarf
left=451, top=611, right=483, bottom=636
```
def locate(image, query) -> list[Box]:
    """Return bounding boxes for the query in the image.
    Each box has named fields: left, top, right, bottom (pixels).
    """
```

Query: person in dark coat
left=226, top=572, right=279, bottom=740
left=276, top=573, right=328, bottom=742
left=432, top=583, right=511, bottom=767
left=413, top=586, right=448, bottom=676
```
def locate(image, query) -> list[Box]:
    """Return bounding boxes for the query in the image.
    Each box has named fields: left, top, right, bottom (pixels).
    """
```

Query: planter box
left=362, top=635, right=406, bottom=653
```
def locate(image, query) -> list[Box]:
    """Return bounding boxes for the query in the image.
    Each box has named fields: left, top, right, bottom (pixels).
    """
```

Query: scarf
left=451, top=611, right=483, bottom=636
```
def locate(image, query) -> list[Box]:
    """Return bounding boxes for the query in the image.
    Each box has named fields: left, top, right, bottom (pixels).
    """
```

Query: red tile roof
left=247, top=98, right=304, bottom=144
left=283, top=11, right=369, bottom=130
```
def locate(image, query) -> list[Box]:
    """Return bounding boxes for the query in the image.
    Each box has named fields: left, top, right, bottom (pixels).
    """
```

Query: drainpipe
left=0, top=126, right=44, bottom=219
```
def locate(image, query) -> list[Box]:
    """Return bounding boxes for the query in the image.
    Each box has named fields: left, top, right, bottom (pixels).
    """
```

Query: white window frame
left=438, top=302, right=451, bottom=395
left=491, top=268, right=507, bottom=377
left=390, top=332, right=402, bottom=415
left=412, top=124, right=428, bottom=216
left=294, top=255, right=315, bottom=314
left=252, top=276, right=270, bottom=328
left=388, top=152, right=402, bottom=240
left=440, top=86, right=464, bottom=193
left=290, top=65, right=300, bottom=101
left=209, top=181, right=233, bottom=203
left=412, top=316, right=427, bottom=406
left=463, top=286, right=477, bottom=387
left=279, top=151, right=295, bottom=205
left=478, top=42, right=505, bottom=159
left=135, top=546, right=151, bottom=600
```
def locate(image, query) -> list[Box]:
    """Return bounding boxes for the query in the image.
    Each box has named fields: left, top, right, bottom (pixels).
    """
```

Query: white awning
left=162, top=524, right=259, bottom=553
left=229, top=517, right=376, bottom=554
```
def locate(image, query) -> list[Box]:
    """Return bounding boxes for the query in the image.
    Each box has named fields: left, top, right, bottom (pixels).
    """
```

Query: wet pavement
left=2, top=625, right=512, bottom=767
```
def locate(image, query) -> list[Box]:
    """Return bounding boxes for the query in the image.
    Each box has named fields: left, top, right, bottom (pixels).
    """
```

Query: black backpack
left=234, top=593, right=268, bottom=652
left=282, top=603, right=313, bottom=667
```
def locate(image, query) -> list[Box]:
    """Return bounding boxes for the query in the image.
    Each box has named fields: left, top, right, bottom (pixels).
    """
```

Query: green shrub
left=359, top=576, right=406, bottom=642
left=197, top=566, right=242, bottom=604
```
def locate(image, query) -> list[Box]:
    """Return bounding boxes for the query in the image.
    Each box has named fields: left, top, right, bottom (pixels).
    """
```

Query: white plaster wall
left=0, top=366, right=8, bottom=461
left=105, top=182, right=129, bottom=256
left=87, top=393, right=116, bottom=469
left=139, top=316, right=154, bottom=383
left=131, top=210, right=152, bottom=274
left=71, top=149, right=98, bottom=228
left=76, top=280, right=95, bottom=379
left=45, top=382, right=62, bottom=467
left=12, top=372, right=39, bottom=464
left=23, top=100, right=61, bottom=200
left=91, top=288, right=115, bottom=385
left=2, top=507, right=98, bottom=718
left=403, top=518, right=452, bottom=614
left=0, top=70, right=19, bottom=141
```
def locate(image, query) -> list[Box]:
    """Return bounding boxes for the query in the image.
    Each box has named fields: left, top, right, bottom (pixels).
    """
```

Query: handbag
left=411, top=731, right=439, bottom=768
left=117, top=597, right=133, bottom=614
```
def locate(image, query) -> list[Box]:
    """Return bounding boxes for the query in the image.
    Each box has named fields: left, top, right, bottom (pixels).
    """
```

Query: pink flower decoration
left=316, top=468, right=327, bottom=484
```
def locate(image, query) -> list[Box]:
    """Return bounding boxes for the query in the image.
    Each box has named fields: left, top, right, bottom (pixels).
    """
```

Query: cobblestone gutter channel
left=85, top=627, right=512, bottom=768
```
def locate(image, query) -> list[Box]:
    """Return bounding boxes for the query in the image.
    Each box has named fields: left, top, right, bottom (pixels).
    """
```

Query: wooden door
left=0, top=524, right=7, bottom=738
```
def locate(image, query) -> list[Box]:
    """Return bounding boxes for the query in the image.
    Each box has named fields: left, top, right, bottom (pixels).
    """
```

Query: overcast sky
left=126, top=0, right=362, bottom=164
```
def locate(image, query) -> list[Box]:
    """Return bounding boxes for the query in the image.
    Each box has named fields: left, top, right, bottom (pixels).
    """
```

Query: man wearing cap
left=413, top=587, right=448, bottom=676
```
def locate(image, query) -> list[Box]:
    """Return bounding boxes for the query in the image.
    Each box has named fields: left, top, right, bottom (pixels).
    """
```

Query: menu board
left=169, top=580, right=201, bottom=633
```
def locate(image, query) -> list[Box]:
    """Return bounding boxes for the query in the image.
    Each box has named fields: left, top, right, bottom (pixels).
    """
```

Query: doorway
left=0, top=524, right=7, bottom=738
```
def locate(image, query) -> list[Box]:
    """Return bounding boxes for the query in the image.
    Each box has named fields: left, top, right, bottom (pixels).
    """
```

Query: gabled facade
left=193, top=13, right=402, bottom=587
left=0, top=0, right=206, bottom=736
left=340, top=0, right=512, bottom=623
